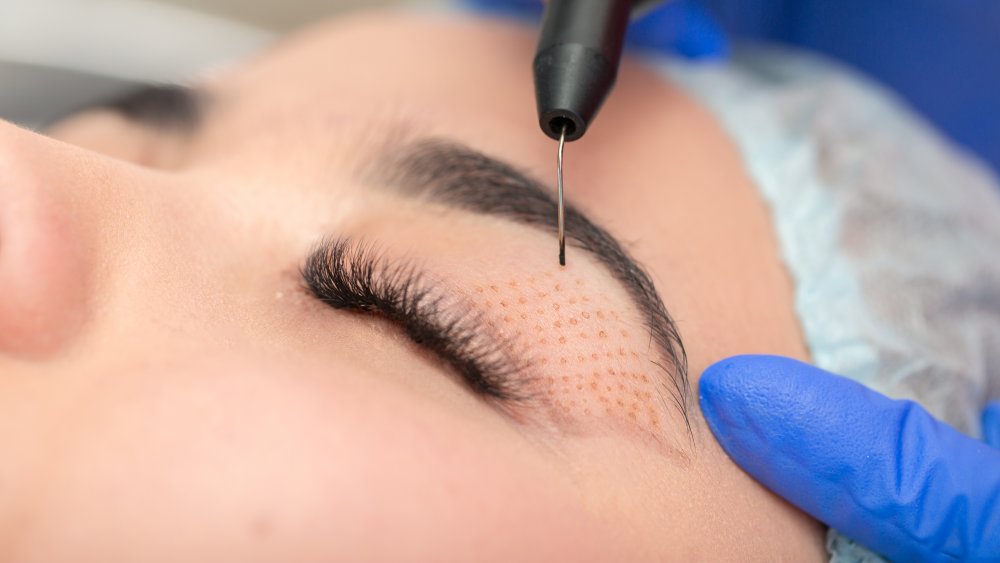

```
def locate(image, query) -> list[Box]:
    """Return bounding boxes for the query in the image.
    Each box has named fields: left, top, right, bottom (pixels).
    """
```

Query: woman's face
left=1, top=10, right=823, bottom=561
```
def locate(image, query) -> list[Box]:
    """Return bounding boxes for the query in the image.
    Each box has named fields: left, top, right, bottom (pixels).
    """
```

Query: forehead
left=191, top=14, right=550, bottom=166
left=185, top=11, right=808, bottom=381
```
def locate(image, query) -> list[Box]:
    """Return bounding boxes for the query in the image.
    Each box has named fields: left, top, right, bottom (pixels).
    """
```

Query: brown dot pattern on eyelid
left=472, top=276, right=667, bottom=434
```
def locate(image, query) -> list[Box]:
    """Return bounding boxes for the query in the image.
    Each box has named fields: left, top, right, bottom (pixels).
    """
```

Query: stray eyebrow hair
left=375, top=140, right=691, bottom=428
left=51, top=83, right=204, bottom=132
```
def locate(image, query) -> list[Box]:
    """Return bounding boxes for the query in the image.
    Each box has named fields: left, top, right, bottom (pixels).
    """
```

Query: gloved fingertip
left=699, top=354, right=814, bottom=411
left=697, top=354, right=758, bottom=434
left=983, top=401, right=1000, bottom=449
left=698, top=354, right=813, bottom=453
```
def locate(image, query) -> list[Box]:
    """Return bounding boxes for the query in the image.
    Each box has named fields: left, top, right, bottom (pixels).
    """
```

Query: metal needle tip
left=557, top=124, right=567, bottom=266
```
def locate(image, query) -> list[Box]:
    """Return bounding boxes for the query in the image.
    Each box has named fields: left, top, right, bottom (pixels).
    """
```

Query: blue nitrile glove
left=699, top=355, right=1000, bottom=562
left=458, top=0, right=728, bottom=60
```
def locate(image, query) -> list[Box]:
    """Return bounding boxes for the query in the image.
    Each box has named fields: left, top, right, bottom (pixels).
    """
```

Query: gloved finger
left=457, top=0, right=728, bottom=60
left=984, top=401, right=1000, bottom=449
left=699, top=355, right=1000, bottom=563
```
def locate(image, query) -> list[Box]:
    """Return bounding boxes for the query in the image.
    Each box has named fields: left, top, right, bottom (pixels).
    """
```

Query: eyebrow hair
left=49, top=83, right=204, bottom=132
left=376, top=140, right=691, bottom=429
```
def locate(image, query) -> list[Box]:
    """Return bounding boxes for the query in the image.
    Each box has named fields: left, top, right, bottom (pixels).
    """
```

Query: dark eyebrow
left=49, top=83, right=204, bottom=132
left=375, top=139, right=691, bottom=429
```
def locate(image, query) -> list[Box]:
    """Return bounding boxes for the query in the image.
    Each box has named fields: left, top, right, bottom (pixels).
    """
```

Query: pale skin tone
left=0, top=10, right=824, bottom=562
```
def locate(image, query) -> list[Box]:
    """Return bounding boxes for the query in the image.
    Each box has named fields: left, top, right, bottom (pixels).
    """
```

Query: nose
left=0, top=120, right=94, bottom=357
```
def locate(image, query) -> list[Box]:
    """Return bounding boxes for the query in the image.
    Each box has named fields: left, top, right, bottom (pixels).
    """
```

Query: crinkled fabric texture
left=658, top=47, right=1000, bottom=562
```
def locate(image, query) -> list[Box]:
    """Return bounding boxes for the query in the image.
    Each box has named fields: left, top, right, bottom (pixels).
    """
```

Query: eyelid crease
left=300, top=237, right=534, bottom=403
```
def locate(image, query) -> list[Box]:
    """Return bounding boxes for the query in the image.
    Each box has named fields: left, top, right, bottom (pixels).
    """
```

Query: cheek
left=470, top=272, right=674, bottom=439
left=9, top=353, right=632, bottom=562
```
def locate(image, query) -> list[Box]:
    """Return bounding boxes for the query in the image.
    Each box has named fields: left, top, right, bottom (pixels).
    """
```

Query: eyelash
left=301, top=238, right=530, bottom=402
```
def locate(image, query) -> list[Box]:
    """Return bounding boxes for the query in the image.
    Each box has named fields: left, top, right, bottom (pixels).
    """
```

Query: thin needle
left=557, top=124, right=567, bottom=266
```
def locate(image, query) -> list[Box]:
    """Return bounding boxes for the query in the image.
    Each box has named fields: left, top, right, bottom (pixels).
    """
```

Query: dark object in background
left=532, top=0, right=664, bottom=142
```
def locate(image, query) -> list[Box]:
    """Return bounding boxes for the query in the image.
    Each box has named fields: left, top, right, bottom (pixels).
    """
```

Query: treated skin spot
left=250, top=516, right=273, bottom=539
left=467, top=273, right=672, bottom=439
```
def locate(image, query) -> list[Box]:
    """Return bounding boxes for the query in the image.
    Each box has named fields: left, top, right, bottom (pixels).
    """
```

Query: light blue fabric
left=659, top=47, right=1000, bottom=561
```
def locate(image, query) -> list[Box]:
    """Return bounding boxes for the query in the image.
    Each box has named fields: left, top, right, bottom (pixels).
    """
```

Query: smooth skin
left=0, top=10, right=824, bottom=562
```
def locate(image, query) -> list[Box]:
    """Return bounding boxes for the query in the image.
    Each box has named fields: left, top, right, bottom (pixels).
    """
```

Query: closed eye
left=301, top=237, right=534, bottom=402
left=52, top=83, right=204, bottom=132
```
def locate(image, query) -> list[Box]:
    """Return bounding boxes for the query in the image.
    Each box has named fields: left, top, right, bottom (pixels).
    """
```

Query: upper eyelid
left=377, top=140, right=691, bottom=430
left=301, top=237, right=534, bottom=402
